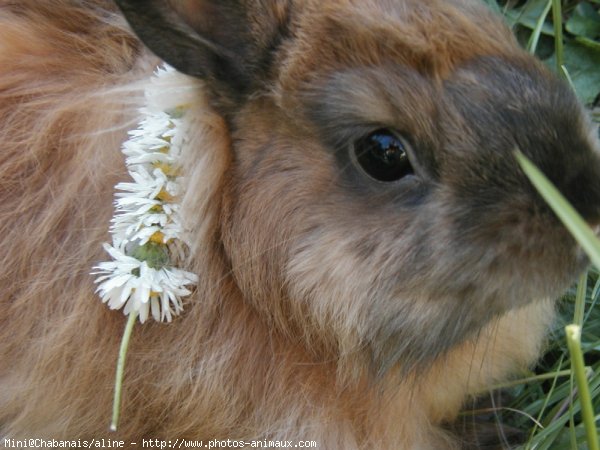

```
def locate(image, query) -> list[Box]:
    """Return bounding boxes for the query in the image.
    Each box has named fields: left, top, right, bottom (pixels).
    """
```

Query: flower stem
left=110, top=311, right=138, bottom=432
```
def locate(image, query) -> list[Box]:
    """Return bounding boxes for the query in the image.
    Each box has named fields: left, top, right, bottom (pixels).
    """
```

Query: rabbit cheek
left=219, top=107, right=340, bottom=347
left=219, top=103, right=424, bottom=368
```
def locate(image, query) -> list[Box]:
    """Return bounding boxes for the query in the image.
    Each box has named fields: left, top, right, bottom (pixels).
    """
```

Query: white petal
left=98, top=273, right=134, bottom=292
left=138, top=302, right=149, bottom=323
left=150, top=297, right=160, bottom=322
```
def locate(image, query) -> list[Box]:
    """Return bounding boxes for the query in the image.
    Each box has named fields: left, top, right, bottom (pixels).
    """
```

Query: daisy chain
left=93, top=64, right=198, bottom=324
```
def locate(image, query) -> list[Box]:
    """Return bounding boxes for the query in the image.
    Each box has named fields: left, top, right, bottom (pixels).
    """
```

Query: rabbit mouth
left=374, top=224, right=590, bottom=374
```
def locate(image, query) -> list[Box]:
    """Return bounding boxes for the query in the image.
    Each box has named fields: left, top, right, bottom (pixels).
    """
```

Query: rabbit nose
left=557, top=167, right=600, bottom=227
left=529, top=170, right=600, bottom=230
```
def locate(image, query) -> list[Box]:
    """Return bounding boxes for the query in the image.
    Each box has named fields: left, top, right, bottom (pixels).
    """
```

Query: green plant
left=474, top=2, right=600, bottom=448
left=483, top=0, right=600, bottom=105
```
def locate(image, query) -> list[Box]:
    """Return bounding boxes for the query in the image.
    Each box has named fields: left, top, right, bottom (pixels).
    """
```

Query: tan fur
left=0, top=1, right=591, bottom=448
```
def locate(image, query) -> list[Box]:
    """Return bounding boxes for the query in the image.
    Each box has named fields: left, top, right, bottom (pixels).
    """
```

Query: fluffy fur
left=1, top=1, right=598, bottom=448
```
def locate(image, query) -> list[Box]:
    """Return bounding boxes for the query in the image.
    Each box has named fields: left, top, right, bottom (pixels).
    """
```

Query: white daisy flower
left=96, top=63, right=202, bottom=433
left=92, top=63, right=197, bottom=324
left=93, top=244, right=198, bottom=323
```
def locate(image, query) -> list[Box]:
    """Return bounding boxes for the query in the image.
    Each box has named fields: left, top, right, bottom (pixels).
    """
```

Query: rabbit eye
left=352, top=129, right=413, bottom=182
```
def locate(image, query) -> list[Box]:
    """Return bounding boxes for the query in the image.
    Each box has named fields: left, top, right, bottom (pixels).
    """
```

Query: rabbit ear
left=115, top=0, right=288, bottom=104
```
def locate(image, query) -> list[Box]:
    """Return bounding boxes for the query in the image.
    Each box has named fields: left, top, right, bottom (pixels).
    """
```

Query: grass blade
left=515, top=151, right=600, bottom=269
left=552, top=0, right=565, bottom=74
left=565, top=324, right=600, bottom=450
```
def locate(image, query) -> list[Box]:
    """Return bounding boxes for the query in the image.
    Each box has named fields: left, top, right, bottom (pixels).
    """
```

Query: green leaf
left=575, top=34, right=600, bottom=51
left=480, top=0, right=502, bottom=14
left=566, top=2, right=600, bottom=40
left=545, top=40, right=600, bottom=104
left=505, top=0, right=556, bottom=35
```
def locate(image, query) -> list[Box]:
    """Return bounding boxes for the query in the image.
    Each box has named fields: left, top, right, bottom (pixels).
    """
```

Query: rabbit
left=1, top=0, right=599, bottom=448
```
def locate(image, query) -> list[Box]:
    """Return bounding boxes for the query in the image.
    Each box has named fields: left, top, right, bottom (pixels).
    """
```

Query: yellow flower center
left=156, top=188, right=175, bottom=203
left=149, top=231, right=166, bottom=244
left=153, top=162, right=180, bottom=177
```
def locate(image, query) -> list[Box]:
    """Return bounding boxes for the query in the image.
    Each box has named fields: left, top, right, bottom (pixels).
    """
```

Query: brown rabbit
left=1, top=0, right=599, bottom=448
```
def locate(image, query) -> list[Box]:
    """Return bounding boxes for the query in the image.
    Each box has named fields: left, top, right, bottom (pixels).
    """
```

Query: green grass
left=483, top=0, right=600, bottom=105
left=479, top=1, right=600, bottom=448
